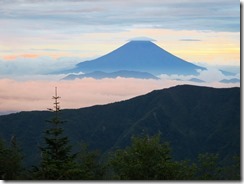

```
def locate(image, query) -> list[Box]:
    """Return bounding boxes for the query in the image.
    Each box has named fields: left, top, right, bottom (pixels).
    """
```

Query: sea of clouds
left=0, top=57, right=240, bottom=115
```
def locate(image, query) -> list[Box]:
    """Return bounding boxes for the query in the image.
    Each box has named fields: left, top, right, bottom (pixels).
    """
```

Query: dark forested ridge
left=0, top=85, right=240, bottom=167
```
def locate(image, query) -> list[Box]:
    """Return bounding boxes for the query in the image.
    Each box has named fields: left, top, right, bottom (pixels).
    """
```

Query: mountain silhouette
left=219, top=70, right=236, bottom=76
left=0, top=85, right=239, bottom=166
left=189, top=78, right=205, bottom=83
left=220, top=78, right=240, bottom=83
left=64, top=40, right=206, bottom=75
left=62, top=70, right=159, bottom=80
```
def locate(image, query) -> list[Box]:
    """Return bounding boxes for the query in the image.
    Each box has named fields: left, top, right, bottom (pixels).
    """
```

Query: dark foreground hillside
left=0, top=85, right=240, bottom=167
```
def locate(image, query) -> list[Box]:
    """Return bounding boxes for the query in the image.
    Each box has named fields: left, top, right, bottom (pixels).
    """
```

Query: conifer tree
left=0, top=137, right=23, bottom=180
left=35, top=87, right=78, bottom=180
left=73, top=142, right=105, bottom=179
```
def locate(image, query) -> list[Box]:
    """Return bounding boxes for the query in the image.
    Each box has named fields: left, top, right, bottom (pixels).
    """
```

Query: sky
left=0, top=0, right=240, bottom=65
left=0, top=0, right=241, bottom=114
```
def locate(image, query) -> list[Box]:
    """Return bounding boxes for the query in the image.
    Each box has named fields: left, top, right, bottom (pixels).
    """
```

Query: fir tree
left=0, top=136, right=23, bottom=180
left=35, top=87, right=78, bottom=180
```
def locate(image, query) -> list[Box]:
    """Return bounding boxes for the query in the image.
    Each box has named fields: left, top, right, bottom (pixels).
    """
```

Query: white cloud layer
left=0, top=57, right=81, bottom=76
left=0, top=56, right=240, bottom=115
left=0, top=77, right=239, bottom=115
left=158, top=67, right=240, bottom=83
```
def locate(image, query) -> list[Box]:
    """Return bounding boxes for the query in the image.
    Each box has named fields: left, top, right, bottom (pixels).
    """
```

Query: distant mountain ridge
left=62, top=70, right=159, bottom=80
left=189, top=78, right=205, bottom=83
left=220, top=78, right=240, bottom=83
left=63, top=41, right=206, bottom=76
left=0, top=85, right=240, bottom=167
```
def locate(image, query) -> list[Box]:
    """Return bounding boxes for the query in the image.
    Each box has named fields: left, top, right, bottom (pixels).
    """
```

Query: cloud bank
left=0, top=55, right=240, bottom=115
left=0, top=76, right=239, bottom=115
left=158, top=67, right=240, bottom=83
left=0, top=0, right=239, bottom=36
left=0, top=57, right=82, bottom=76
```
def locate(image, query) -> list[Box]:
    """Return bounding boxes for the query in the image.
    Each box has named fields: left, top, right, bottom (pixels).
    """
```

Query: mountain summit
left=64, top=40, right=205, bottom=75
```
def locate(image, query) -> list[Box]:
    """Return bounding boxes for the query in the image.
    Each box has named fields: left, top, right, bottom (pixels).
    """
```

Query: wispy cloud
left=30, top=48, right=82, bottom=52
left=0, top=0, right=239, bottom=35
left=0, top=57, right=81, bottom=76
left=180, top=39, right=202, bottom=42
left=158, top=66, right=240, bottom=83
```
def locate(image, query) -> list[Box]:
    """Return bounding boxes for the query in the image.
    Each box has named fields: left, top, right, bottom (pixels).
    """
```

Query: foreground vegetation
left=0, top=85, right=240, bottom=170
left=0, top=133, right=240, bottom=180
left=0, top=87, right=240, bottom=180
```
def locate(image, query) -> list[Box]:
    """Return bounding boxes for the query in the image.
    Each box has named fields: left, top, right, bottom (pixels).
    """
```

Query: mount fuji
left=61, top=40, right=206, bottom=78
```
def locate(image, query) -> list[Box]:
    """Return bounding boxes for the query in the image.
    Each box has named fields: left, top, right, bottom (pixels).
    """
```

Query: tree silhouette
left=0, top=137, right=23, bottom=180
left=109, top=134, right=198, bottom=180
left=35, top=87, right=78, bottom=179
